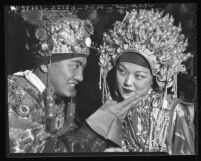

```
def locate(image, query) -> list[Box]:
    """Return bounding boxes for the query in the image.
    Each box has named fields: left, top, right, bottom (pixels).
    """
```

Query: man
left=8, top=6, right=140, bottom=153
left=7, top=8, right=95, bottom=153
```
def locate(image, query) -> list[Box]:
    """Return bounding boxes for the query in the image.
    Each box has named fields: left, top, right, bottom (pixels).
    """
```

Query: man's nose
left=74, top=68, right=84, bottom=82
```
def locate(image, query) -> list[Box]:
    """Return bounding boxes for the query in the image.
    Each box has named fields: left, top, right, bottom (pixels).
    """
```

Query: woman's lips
left=122, top=87, right=134, bottom=94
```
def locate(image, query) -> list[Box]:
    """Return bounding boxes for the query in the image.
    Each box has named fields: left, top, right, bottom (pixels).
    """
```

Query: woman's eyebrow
left=118, top=63, right=150, bottom=74
left=118, top=64, right=127, bottom=70
left=136, top=71, right=149, bottom=74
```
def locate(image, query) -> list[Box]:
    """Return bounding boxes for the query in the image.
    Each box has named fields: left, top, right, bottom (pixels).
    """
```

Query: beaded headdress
left=10, top=6, right=94, bottom=63
left=99, top=9, right=193, bottom=103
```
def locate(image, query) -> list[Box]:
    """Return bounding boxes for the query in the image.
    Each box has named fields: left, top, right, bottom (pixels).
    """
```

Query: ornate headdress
left=10, top=6, right=94, bottom=64
left=99, top=9, right=193, bottom=103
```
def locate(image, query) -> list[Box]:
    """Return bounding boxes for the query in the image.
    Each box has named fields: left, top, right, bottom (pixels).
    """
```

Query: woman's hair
left=116, top=52, right=151, bottom=70
left=107, top=67, right=122, bottom=102
left=152, top=76, right=160, bottom=92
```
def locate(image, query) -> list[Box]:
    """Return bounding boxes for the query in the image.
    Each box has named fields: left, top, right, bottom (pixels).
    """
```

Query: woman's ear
left=40, top=64, right=48, bottom=73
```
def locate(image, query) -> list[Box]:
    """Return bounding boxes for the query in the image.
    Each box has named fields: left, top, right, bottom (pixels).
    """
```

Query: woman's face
left=116, top=62, right=153, bottom=100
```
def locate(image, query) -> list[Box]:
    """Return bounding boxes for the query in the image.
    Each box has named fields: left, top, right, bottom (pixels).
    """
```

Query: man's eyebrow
left=72, top=60, right=87, bottom=67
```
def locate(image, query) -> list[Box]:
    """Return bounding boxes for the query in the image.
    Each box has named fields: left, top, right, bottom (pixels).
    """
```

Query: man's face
left=48, top=57, right=87, bottom=97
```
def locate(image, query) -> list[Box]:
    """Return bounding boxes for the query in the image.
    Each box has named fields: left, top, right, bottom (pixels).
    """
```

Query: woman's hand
left=100, top=94, right=140, bottom=120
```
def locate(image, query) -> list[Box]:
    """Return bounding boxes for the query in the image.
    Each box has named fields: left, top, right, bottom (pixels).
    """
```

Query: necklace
left=122, top=89, right=153, bottom=151
left=122, top=89, right=170, bottom=152
left=148, top=98, right=170, bottom=152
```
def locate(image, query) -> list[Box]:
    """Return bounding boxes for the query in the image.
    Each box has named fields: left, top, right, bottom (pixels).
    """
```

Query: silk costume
left=86, top=89, right=195, bottom=154
left=8, top=70, right=107, bottom=153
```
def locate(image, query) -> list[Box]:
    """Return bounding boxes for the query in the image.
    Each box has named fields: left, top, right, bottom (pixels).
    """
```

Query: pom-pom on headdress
left=9, top=6, right=94, bottom=64
left=99, top=9, right=193, bottom=103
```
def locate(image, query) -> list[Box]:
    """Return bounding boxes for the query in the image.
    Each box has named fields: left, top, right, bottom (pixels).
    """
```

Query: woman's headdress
left=99, top=9, right=193, bottom=103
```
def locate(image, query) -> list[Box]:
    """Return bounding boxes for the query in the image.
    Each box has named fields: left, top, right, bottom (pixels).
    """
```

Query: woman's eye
left=136, top=75, right=146, bottom=80
left=118, top=68, right=126, bottom=75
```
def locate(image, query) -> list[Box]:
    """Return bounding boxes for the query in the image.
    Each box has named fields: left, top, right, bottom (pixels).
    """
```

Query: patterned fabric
left=8, top=70, right=108, bottom=153
left=8, top=73, right=66, bottom=153
left=59, top=123, right=108, bottom=152
left=122, top=90, right=161, bottom=152
left=121, top=90, right=195, bottom=154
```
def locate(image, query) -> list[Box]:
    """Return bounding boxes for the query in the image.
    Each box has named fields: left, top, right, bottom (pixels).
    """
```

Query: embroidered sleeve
left=172, top=103, right=195, bottom=155
left=59, top=123, right=107, bottom=152
left=8, top=77, right=45, bottom=153
left=86, top=107, right=122, bottom=146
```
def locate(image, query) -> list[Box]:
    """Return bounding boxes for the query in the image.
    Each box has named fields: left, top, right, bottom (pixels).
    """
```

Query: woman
left=86, top=9, right=195, bottom=154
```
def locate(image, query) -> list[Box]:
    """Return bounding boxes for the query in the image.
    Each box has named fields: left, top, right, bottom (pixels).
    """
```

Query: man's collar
left=14, top=70, right=46, bottom=93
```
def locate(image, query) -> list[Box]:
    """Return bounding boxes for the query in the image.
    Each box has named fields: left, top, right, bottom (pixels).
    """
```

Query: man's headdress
left=9, top=6, right=94, bottom=65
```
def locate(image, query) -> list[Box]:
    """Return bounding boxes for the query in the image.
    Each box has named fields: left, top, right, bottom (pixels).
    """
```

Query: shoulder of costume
left=8, top=74, right=42, bottom=101
left=8, top=74, right=46, bottom=122
left=8, top=74, right=30, bottom=89
left=166, top=97, right=194, bottom=120
left=176, top=101, right=194, bottom=116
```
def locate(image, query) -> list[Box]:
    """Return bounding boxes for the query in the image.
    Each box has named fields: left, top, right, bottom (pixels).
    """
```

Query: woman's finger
left=104, top=100, right=116, bottom=105
left=121, top=97, right=141, bottom=114
left=118, top=94, right=139, bottom=108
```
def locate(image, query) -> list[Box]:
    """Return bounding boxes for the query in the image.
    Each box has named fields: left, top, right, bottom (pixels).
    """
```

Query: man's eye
left=70, top=64, right=79, bottom=69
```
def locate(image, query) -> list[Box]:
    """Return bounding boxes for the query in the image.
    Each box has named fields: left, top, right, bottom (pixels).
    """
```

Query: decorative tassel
left=101, top=69, right=112, bottom=103
left=46, top=88, right=55, bottom=118
left=99, top=67, right=102, bottom=90
left=46, top=56, right=55, bottom=118
left=45, top=56, right=57, bottom=134
left=173, top=74, right=177, bottom=99
left=66, top=94, right=77, bottom=130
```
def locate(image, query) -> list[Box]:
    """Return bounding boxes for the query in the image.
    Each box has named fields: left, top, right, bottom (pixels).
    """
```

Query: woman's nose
left=124, top=75, right=134, bottom=87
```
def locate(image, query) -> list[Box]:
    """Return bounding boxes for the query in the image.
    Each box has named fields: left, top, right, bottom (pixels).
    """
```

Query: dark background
left=5, top=3, right=197, bottom=121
